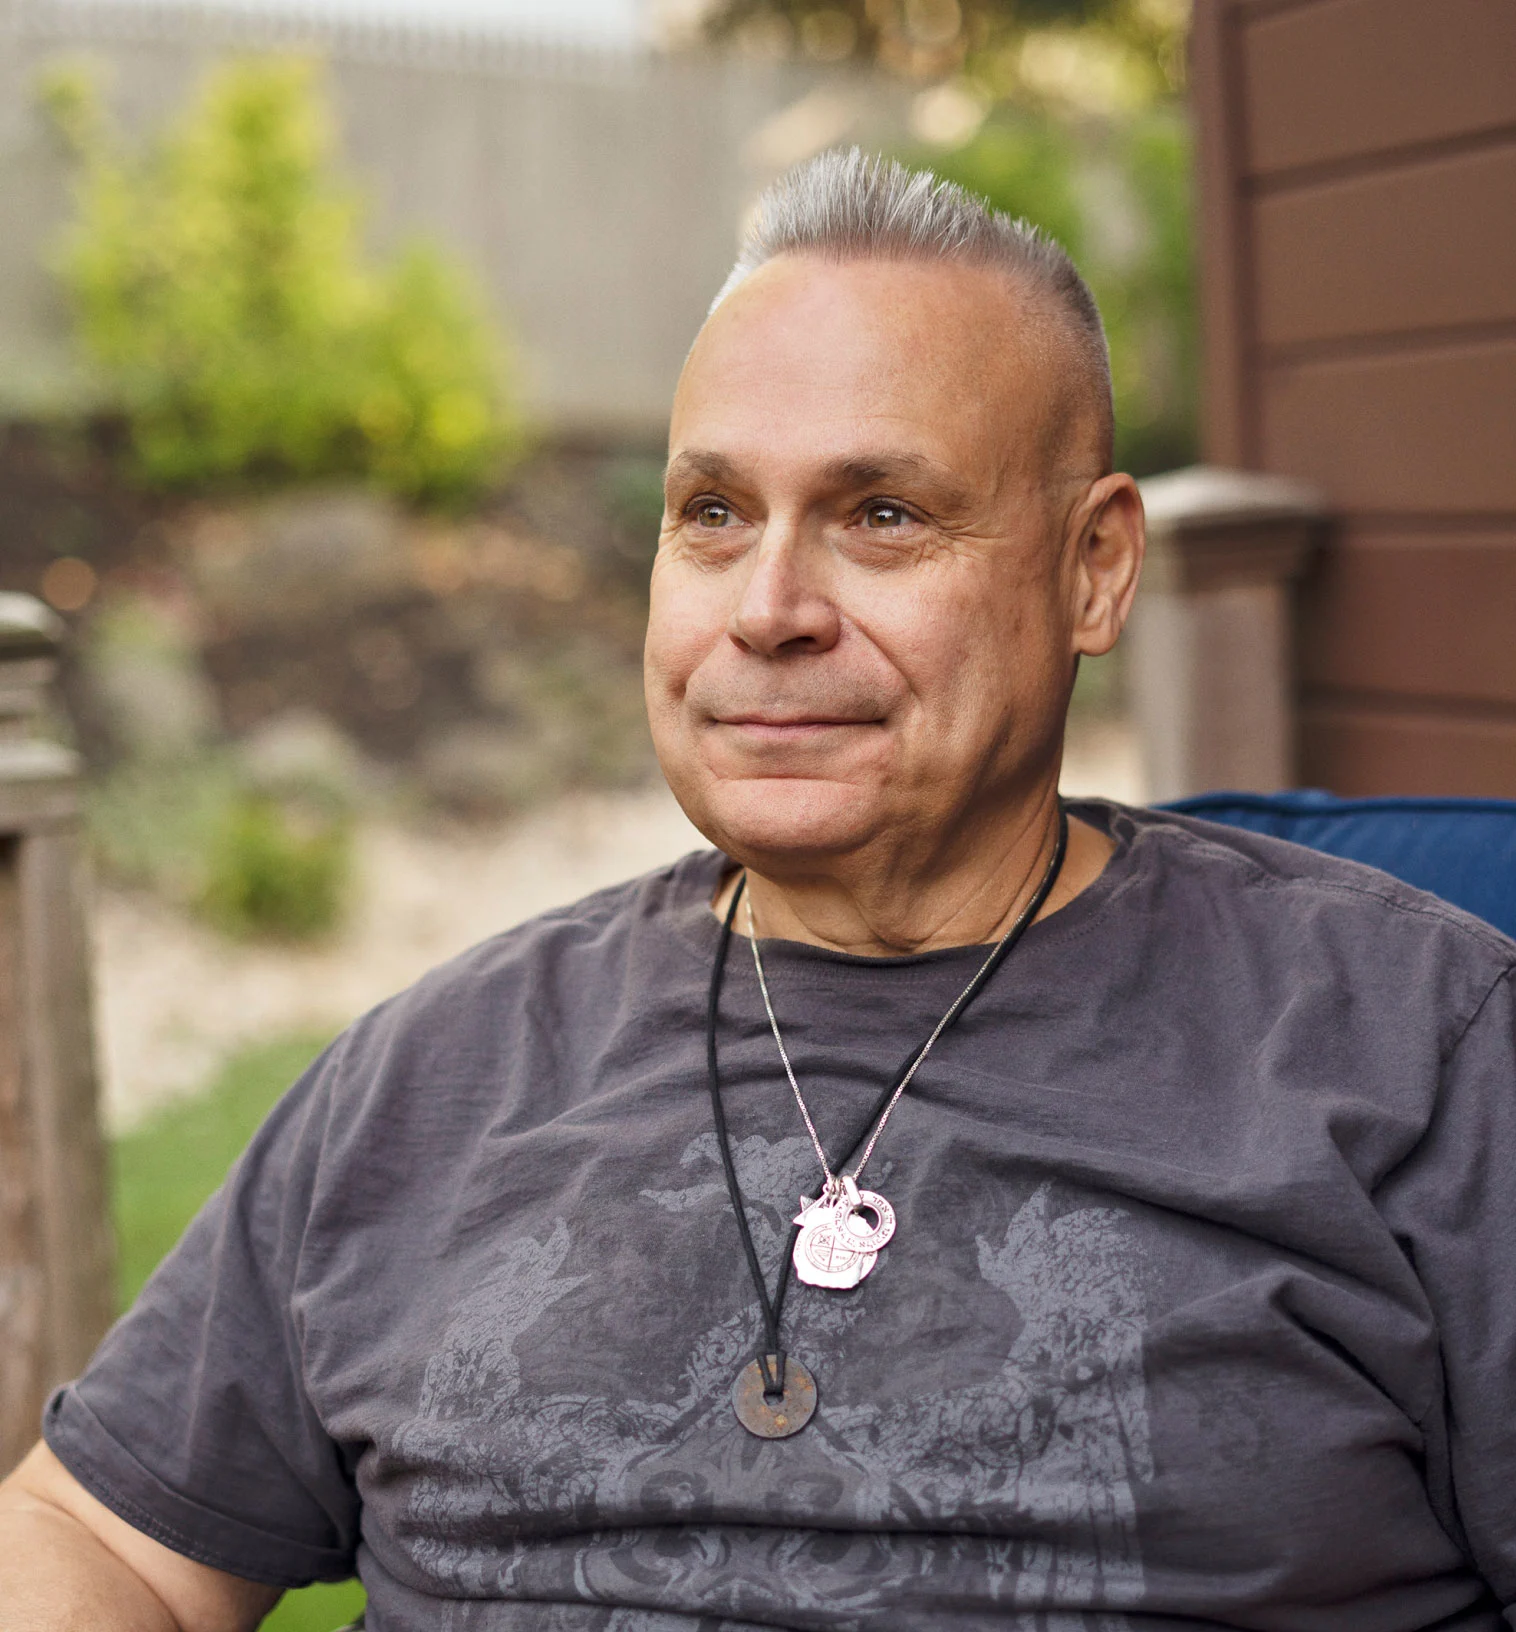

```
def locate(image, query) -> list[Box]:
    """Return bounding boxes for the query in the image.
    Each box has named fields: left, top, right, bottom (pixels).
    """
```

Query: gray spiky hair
left=711, top=147, right=1113, bottom=470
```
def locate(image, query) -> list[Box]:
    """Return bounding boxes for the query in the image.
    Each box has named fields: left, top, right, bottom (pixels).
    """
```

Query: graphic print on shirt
left=396, top=1134, right=1151, bottom=1627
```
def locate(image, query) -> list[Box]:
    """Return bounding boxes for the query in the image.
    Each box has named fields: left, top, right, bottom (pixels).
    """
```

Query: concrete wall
left=0, top=0, right=906, bottom=440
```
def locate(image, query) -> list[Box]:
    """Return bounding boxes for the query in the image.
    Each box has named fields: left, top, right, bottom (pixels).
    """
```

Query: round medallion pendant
left=731, top=1354, right=818, bottom=1439
left=841, top=1191, right=896, bottom=1254
left=800, top=1221, right=867, bottom=1280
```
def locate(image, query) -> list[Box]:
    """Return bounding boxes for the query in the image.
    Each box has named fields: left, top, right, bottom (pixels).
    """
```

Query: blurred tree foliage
left=39, top=56, right=523, bottom=506
left=694, top=0, right=1187, bottom=99
left=691, top=0, right=1196, bottom=474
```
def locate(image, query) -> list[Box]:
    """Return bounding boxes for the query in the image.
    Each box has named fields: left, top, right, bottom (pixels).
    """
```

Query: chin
left=675, top=774, right=880, bottom=867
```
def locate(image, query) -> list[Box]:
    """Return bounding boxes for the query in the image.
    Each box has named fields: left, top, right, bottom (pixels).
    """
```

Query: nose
left=728, top=522, right=841, bottom=659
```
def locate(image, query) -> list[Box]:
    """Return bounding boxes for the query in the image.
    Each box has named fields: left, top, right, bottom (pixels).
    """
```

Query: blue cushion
left=1159, top=791, right=1516, bottom=942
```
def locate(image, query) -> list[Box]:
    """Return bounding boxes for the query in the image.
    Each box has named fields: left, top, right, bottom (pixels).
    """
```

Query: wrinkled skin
left=645, top=254, right=1145, bottom=954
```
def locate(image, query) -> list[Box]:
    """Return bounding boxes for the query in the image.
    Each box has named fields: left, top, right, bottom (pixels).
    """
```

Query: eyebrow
left=821, top=453, right=968, bottom=501
left=664, top=450, right=741, bottom=491
left=665, top=448, right=973, bottom=510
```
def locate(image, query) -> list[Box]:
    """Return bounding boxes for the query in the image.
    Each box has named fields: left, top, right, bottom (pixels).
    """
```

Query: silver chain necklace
left=744, top=816, right=1068, bottom=1292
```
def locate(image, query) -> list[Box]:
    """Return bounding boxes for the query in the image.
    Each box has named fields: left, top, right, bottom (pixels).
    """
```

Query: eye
left=692, top=500, right=734, bottom=529
left=862, top=500, right=909, bottom=529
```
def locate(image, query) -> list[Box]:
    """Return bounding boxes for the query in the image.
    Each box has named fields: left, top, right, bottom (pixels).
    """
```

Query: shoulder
left=1078, top=799, right=1516, bottom=1032
left=1108, top=799, right=1511, bottom=944
left=304, top=846, right=725, bottom=1123
left=359, top=844, right=724, bottom=1038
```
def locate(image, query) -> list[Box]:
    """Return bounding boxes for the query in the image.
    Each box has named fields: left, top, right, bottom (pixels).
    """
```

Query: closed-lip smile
left=715, top=714, right=878, bottom=731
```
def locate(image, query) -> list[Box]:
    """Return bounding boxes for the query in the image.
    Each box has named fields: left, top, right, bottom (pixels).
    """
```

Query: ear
left=1065, top=473, right=1145, bottom=659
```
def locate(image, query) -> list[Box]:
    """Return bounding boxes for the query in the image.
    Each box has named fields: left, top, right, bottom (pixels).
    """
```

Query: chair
left=1160, top=791, right=1516, bottom=941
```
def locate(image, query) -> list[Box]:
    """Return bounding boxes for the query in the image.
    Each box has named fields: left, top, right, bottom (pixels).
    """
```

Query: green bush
left=89, top=763, right=354, bottom=942
left=42, top=55, right=523, bottom=505
left=88, top=757, right=241, bottom=897
left=198, top=794, right=351, bottom=941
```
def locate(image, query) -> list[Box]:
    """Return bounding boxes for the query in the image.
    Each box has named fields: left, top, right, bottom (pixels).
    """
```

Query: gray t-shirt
left=45, top=802, right=1516, bottom=1630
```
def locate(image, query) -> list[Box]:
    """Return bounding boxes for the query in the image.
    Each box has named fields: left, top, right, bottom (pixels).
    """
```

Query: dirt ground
left=95, top=717, right=1144, bottom=1130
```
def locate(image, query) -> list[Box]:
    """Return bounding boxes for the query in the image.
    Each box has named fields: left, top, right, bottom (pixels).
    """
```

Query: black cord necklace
left=706, top=803, right=1071, bottom=1439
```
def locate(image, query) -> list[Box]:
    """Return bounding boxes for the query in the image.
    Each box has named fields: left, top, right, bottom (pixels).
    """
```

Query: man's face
left=645, top=254, right=1122, bottom=874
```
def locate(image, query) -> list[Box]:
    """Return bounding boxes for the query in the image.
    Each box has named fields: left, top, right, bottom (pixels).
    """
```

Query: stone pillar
left=1128, top=466, right=1327, bottom=802
left=0, top=594, right=114, bottom=1475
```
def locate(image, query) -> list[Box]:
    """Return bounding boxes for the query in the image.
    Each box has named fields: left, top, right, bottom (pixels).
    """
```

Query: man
left=3, top=149, right=1516, bottom=1629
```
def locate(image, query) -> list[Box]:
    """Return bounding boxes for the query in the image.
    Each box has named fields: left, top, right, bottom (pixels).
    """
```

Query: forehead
left=669, top=256, right=1056, bottom=487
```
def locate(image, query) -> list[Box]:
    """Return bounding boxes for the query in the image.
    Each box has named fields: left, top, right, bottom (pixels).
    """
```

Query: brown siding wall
left=1191, top=0, right=1516, bottom=795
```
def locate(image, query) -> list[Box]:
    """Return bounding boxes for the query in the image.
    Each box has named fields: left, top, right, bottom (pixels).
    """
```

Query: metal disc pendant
left=841, top=1190, right=896, bottom=1254
left=731, top=1354, right=818, bottom=1439
left=793, top=1217, right=873, bottom=1288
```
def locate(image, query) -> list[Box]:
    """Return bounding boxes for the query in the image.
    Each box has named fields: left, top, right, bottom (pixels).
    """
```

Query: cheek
left=877, top=582, right=1010, bottom=703
left=877, top=571, right=1064, bottom=733
left=644, top=560, right=727, bottom=707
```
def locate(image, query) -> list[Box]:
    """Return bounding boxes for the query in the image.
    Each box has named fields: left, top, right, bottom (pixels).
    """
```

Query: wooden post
left=1189, top=0, right=1257, bottom=469
left=1128, top=467, right=1328, bottom=801
left=0, top=594, right=114, bottom=1475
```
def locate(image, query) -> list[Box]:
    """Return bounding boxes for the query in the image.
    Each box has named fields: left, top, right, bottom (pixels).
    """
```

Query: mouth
left=713, top=715, right=880, bottom=738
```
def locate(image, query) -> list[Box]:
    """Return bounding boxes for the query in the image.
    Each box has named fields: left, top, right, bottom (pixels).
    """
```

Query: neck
left=713, top=788, right=1114, bottom=956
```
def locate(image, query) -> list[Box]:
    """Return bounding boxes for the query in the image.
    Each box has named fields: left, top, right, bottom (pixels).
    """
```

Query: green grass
left=113, top=1032, right=367, bottom=1631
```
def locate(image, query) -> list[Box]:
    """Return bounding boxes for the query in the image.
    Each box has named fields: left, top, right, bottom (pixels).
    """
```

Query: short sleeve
left=1378, top=965, right=1516, bottom=1616
left=43, top=1036, right=360, bottom=1589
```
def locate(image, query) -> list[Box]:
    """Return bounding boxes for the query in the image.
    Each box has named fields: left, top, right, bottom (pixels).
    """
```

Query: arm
left=0, top=1443, right=279, bottom=1632
left=17, top=1036, right=363, bottom=1619
left=1378, top=965, right=1516, bottom=1605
